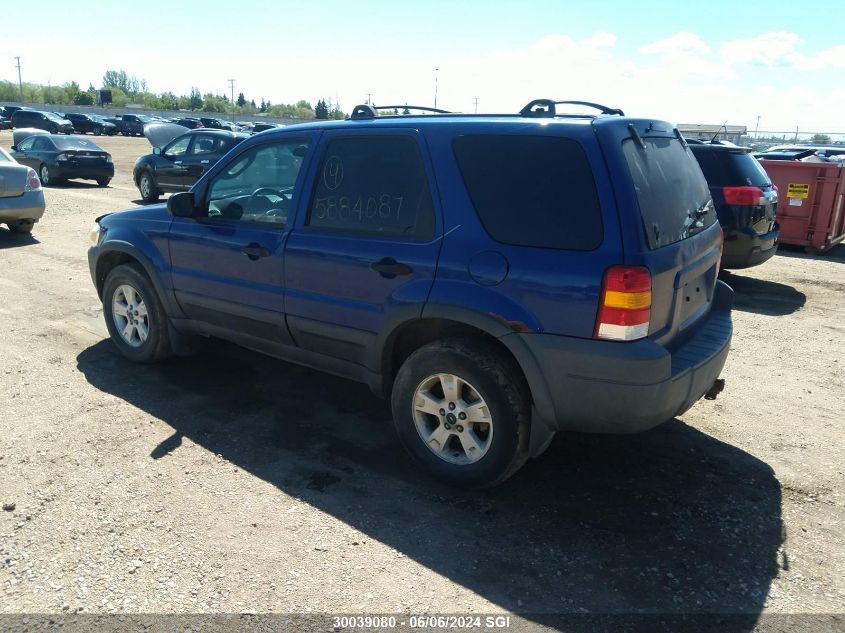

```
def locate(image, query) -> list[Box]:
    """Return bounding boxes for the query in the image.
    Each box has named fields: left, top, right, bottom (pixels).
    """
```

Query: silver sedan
left=0, top=145, right=45, bottom=233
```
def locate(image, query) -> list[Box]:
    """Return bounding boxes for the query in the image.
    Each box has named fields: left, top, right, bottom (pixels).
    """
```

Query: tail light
left=594, top=266, right=652, bottom=342
left=24, top=168, right=41, bottom=191
left=56, top=153, right=69, bottom=161
left=106, top=155, right=113, bottom=163
left=723, top=186, right=763, bottom=205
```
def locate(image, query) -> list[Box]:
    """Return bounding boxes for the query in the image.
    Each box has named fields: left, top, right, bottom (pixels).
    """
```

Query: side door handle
left=370, top=257, right=413, bottom=278
left=200, top=159, right=209, bottom=164
left=241, top=243, right=272, bottom=260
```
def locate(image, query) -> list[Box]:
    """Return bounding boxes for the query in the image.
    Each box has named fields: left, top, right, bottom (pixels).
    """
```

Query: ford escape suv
left=88, top=100, right=733, bottom=488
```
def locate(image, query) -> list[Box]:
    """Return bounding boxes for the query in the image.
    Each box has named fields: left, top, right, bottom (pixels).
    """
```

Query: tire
left=138, top=171, right=159, bottom=202
left=102, top=263, right=172, bottom=363
left=49, top=125, right=58, bottom=134
left=7, top=220, right=34, bottom=234
left=97, top=178, right=111, bottom=187
left=94, top=126, right=102, bottom=136
left=391, top=337, right=530, bottom=488
left=39, top=164, right=53, bottom=187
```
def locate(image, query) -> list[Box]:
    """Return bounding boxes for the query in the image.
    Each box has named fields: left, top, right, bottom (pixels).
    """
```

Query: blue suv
left=88, top=100, right=733, bottom=488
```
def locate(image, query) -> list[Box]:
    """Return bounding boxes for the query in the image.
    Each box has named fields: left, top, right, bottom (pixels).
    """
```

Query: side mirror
left=153, top=147, right=161, bottom=155
left=10, top=145, right=17, bottom=151
left=167, top=192, right=196, bottom=218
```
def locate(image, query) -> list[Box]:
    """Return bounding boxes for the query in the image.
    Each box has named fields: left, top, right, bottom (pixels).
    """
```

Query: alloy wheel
left=111, top=284, right=149, bottom=348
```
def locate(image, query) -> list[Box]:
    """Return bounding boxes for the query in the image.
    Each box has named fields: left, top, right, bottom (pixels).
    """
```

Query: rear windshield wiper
left=628, top=124, right=646, bottom=150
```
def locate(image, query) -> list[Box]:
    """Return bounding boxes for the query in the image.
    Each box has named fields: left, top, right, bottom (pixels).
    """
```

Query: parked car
left=0, top=116, right=11, bottom=130
left=113, top=114, right=153, bottom=136
left=89, top=99, right=733, bottom=488
left=10, top=109, right=74, bottom=134
left=0, top=145, right=45, bottom=234
left=171, top=117, right=203, bottom=129
left=134, top=125, right=248, bottom=201
left=753, top=149, right=819, bottom=162
left=88, top=115, right=119, bottom=135
left=63, top=113, right=115, bottom=136
left=11, top=134, right=114, bottom=187
left=688, top=140, right=779, bottom=269
left=1, top=105, right=29, bottom=118
left=250, top=122, right=280, bottom=133
left=199, top=117, right=234, bottom=130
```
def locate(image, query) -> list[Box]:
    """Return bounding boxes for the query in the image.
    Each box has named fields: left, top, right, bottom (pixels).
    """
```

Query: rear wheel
left=39, top=164, right=53, bottom=186
left=7, top=220, right=34, bottom=234
left=48, top=125, right=58, bottom=134
left=391, top=337, right=530, bottom=488
left=102, top=264, right=172, bottom=363
left=97, top=178, right=111, bottom=187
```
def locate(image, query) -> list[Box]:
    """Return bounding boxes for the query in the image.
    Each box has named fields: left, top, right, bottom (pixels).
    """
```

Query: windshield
left=44, top=112, right=66, bottom=122
left=623, top=136, right=715, bottom=250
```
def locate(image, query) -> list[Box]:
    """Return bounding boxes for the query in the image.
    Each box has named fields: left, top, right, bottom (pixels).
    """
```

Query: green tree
left=189, top=87, right=203, bottom=110
left=810, top=133, right=832, bottom=144
left=237, top=92, right=246, bottom=107
left=315, top=99, right=329, bottom=119
left=73, top=91, right=94, bottom=106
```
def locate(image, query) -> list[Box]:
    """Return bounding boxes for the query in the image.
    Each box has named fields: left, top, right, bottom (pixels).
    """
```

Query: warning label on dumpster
left=787, top=183, right=810, bottom=198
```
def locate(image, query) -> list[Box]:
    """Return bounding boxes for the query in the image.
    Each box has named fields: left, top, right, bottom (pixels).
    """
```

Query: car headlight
left=89, top=223, right=104, bottom=247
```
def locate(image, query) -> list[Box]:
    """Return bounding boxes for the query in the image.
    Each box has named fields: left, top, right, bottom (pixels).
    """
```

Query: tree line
left=0, top=69, right=346, bottom=120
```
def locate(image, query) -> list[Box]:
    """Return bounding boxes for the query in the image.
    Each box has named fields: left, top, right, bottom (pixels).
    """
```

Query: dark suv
left=88, top=100, right=733, bottom=487
left=10, top=109, right=74, bottom=134
left=689, top=141, right=779, bottom=269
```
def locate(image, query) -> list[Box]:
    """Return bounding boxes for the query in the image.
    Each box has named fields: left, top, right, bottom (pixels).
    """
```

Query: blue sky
left=3, top=0, right=844, bottom=132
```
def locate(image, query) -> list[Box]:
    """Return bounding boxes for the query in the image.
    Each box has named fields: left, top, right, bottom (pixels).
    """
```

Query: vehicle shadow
left=721, top=271, right=806, bottom=316
left=76, top=340, right=782, bottom=629
left=0, top=227, right=40, bottom=248
left=47, top=180, right=101, bottom=189
left=130, top=198, right=167, bottom=207
left=776, top=243, right=845, bottom=263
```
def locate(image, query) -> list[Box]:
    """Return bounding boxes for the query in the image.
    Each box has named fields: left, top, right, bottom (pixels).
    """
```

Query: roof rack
left=519, top=99, right=624, bottom=118
left=349, top=104, right=452, bottom=120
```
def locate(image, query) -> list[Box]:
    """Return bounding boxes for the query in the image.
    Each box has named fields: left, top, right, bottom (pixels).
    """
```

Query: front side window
left=306, top=136, right=436, bottom=240
left=190, top=135, right=226, bottom=156
left=205, top=139, right=309, bottom=227
left=16, top=137, right=35, bottom=151
left=164, top=136, right=190, bottom=158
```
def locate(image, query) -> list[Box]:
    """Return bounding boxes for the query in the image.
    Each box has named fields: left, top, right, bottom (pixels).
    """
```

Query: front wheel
left=138, top=172, right=159, bottom=202
left=102, top=264, right=172, bottom=363
left=391, top=337, right=530, bottom=488
left=49, top=125, right=58, bottom=134
left=7, top=220, right=34, bottom=234
left=97, top=178, right=111, bottom=187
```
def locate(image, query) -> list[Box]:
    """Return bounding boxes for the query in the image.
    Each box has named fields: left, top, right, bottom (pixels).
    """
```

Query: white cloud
left=640, top=32, right=711, bottom=56
left=719, top=32, right=800, bottom=66
left=787, top=44, right=845, bottom=70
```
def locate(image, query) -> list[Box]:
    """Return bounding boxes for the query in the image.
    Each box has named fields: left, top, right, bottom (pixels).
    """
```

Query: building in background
left=678, top=123, right=747, bottom=144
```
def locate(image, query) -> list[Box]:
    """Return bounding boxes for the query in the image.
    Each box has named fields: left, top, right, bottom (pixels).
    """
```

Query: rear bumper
left=520, top=281, right=734, bottom=434
left=54, top=164, right=114, bottom=180
left=0, top=190, right=46, bottom=222
left=722, top=224, right=779, bottom=269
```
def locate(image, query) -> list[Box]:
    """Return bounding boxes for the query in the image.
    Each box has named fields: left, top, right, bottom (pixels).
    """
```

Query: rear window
left=51, top=137, right=103, bottom=151
left=623, top=137, right=715, bottom=250
left=691, top=147, right=771, bottom=187
left=453, top=135, right=603, bottom=250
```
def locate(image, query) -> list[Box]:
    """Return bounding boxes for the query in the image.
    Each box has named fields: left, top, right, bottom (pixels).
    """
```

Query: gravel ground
left=0, top=130, right=842, bottom=630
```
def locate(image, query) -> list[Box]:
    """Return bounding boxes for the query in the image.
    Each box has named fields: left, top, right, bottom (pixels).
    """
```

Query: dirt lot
left=0, top=130, right=843, bottom=629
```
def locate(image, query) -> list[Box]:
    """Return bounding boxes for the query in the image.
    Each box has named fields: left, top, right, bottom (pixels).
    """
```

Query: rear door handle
left=241, top=243, right=271, bottom=260
left=370, top=257, right=413, bottom=277
left=200, top=160, right=209, bottom=164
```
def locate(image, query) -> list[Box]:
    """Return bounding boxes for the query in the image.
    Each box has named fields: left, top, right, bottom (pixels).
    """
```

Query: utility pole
left=14, top=56, right=23, bottom=101
left=472, top=97, right=479, bottom=114
left=366, top=93, right=372, bottom=105
left=754, top=115, right=760, bottom=138
left=227, top=78, right=236, bottom=122
left=434, top=67, right=439, bottom=109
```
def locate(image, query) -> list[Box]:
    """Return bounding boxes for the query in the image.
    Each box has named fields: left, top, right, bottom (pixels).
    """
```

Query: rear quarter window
left=452, top=135, right=603, bottom=250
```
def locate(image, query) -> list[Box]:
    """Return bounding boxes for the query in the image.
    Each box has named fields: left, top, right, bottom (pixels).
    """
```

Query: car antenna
left=710, top=120, right=728, bottom=144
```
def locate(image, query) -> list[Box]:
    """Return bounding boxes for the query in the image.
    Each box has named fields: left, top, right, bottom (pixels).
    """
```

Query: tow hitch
left=704, top=378, right=725, bottom=400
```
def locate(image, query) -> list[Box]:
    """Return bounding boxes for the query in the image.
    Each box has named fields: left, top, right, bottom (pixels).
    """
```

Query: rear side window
left=306, top=136, right=436, bottom=240
left=690, top=148, right=772, bottom=187
left=623, top=137, right=714, bottom=250
left=453, top=135, right=603, bottom=250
